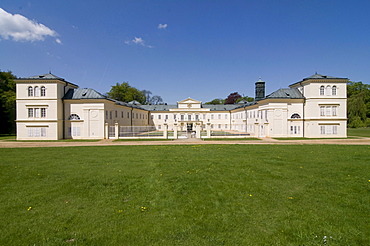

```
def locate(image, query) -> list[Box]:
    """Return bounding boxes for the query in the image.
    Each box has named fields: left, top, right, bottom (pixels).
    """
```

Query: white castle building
left=15, top=73, right=348, bottom=140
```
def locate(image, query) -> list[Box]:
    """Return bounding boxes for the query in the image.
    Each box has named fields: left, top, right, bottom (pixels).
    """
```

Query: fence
left=210, top=130, right=250, bottom=137
left=119, top=126, right=164, bottom=138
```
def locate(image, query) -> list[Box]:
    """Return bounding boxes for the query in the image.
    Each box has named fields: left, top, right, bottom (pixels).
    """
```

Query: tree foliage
left=236, top=96, right=254, bottom=103
left=107, top=82, right=146, bottom=104
left=0, top=70, right=16, bottom=134
left=225, top=92, right=241, bottom=104
left=205, top=93, right=254, bottom=105
left=107, top=83, right=163, bottom=105
left=347, top=81, right=370, bottom=128
left=204, top=98, right=225, bottom=105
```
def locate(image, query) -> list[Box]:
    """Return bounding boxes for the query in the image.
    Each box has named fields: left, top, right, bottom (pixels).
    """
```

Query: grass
left=1, top=145, right=369, bottom=245
left=203, top=137, right=260, bottom=141
left=347, top=127, right=370, bottom=137
left=114, top=139, right=173, bottom=142
left=0, top=134, right=16, bottom=141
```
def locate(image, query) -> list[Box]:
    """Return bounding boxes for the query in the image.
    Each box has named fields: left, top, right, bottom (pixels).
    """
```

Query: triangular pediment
left=178, top=98, right=202, bottom=104
left=177, top=97, right=202, bottom=109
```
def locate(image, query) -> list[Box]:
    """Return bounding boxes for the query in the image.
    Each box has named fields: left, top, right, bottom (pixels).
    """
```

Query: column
left=104, top=123, right=108, bottom=139
left=115, top=122, right=119, bottom=139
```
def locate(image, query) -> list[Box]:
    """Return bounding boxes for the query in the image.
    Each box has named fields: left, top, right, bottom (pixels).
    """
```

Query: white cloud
left=55, top=38, right=62, bottom=44
left=0, top=8, right=60, bottom=43
left=158, top=24, right=167, bottom=29
left=125, top=37, right=152, bottom=48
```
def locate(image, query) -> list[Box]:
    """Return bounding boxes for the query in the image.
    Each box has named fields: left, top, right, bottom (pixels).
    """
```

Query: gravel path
left=0, top=137, right=369, bottom=148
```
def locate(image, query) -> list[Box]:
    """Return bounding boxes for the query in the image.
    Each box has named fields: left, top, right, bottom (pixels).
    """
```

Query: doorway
left=187, top=123, right=193, bottom=132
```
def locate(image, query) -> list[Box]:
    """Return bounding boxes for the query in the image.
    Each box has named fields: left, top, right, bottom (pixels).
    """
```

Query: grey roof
left=18, top=73, right=79, bottom=87
left=63, top=88, right=107, bottom=99
left=202, top=104, right=240, bottom=111
left=266, top=88, right=304, bottom=99
left=141, top=104, right=178, bottom=111
left=25, top=73, right=64, bottom=80
left=290, top=73, right=348, bottom=87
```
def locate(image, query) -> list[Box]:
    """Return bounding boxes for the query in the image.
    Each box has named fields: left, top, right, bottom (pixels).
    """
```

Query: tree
left=347, top=81, right=370, bottom=128
left=236, top=96, right=254, bottom=103
left=0, top=70, right=16, bottom=134
left=141, top=90, right=163, bottom=105
left=204, top=98, right=225, bottom=105
left=107, top=82, right=146, bottom=104
left=225, top=92, right=241, bottom=104
left=149, top=95, right=163, bottom=105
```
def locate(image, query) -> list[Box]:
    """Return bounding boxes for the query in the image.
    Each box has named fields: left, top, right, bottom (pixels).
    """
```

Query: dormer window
left=34, top=86, right=39, bottom=97
left=41, top=86, right=46, bottom=96
left=28, top=86, right=33, bottom=96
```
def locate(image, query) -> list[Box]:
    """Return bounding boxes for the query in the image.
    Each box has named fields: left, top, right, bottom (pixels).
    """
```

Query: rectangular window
left=290, top=126, right=294, bottom=134
left=265, top=110, right=267, bottom=119
left=211, top=124, right=214, bottom=129
left=158, top=125, right=161, bottom=130
left=165, top=115, right=168, bottom=120
left=28, top=128, right=33, bottom=137
left=332, top=106, right=337, bottom=116
left=110, top=111, right=112, bottom=119
left=34, top=108, right=40, bottom=118
left=115, top=111, right=117, bottom=118
left=320, top=125, right=325, bottom=134
left=127, top=112, right=130, bottom=118
left=28, top=108, right=33, bottom=117
left=326, top=106, right=331, bottom=116
left=320, top=106, right=325, bottom=116
left=41, top=127, right=47, bottom=137
left=174, top=114, right=177, bottom=120
left=225, top=114, right=228, bottom=119
left=41, top=108, right=46, bottom=118
left=106, top=111, right=108, bottom=119
left=225, top=124, right=228, bottom=129
left=203, top=114, right=206, bottom=119
left=34, top=127, right=40, bottom=137
left=188, top=114, right=191, bottom=121
left=326, top=125, right=332, bottom=134
left=195, top=114, right=199, bottom=120
left=122, top=111, right=124, bottom=118
left=158, top=115, right=161, bottom=120
left=333, top=125, right=338, bottom=134
left=211, top=114, right=214, bottom=119
left=181, top=115, right=184, bottom=120
left=218, top=114, right=221, bottom=119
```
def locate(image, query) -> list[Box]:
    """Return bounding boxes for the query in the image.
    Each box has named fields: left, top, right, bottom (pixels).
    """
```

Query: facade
left=16, top=73, right=348, bottom=140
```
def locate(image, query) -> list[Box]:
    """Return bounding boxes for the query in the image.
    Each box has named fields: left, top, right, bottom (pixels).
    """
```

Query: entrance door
left=187, top=123, right=193, bottom=132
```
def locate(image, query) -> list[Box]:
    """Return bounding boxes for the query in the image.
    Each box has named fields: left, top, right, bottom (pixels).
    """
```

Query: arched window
left=291, top=113, right=301, bottom=119
left=68, top=114, right=81, bottom=120
left=332, top=86, right=337, bottom=96
left=34, top=86, right=39, bottom=97
left=28, top=86, right=33, bottom=96
left=320, top=86, right=324, bottom=95
left=326, top=85, right=331, bottom=96
left=41, top=86, right=46, bottom=96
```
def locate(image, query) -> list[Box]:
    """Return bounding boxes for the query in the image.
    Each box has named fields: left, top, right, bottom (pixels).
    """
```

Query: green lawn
left=347, top=127, right=370, bottom=137
left=0, top=145, right=369, bottom=245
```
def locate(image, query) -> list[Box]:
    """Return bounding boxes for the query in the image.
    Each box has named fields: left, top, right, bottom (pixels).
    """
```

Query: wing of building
left=15, top=73, right=348, bottom=140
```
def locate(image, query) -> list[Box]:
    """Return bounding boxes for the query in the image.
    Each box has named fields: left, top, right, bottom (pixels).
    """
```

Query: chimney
left=255, top=78, right=265, bottom=101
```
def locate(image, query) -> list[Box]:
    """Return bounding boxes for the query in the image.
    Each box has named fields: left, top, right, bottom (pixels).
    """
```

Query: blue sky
left=1, top=0, right=370, bottom=104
